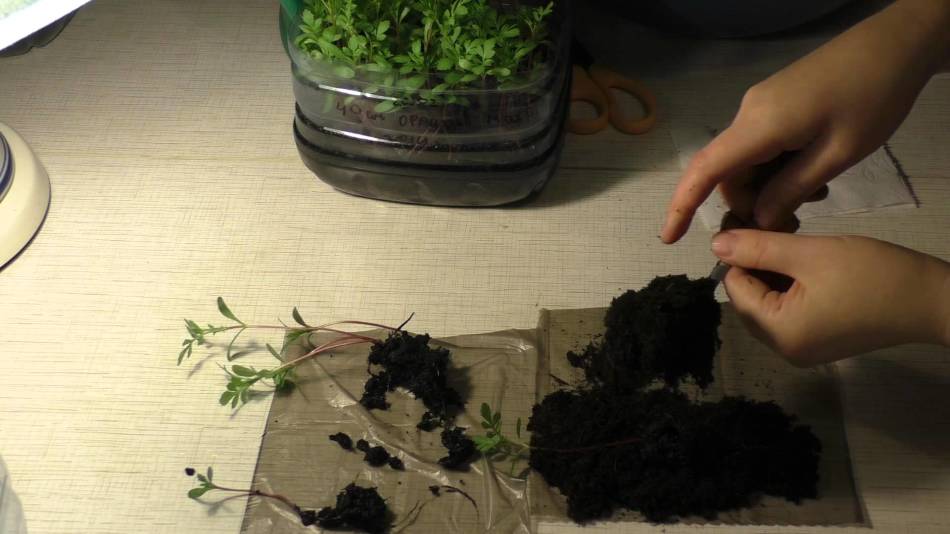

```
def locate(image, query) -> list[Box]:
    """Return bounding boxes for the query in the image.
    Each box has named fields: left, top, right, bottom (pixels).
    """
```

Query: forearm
left=879, top=0, right=950, bottom=76
left=917, top=254, right=950, bottom=347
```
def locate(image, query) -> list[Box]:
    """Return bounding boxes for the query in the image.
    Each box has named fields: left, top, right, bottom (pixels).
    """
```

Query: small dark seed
left=184, top=467, right=196, bottom=476
left=329, top=432, right=353, bottom=451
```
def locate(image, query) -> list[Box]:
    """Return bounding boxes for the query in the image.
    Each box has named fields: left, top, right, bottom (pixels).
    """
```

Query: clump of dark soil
left=358, top=330, right=477, bottom=470
left=298, top=483, right=390, bottom=534
left=569, top=275, right=721, bottom=390
left=530, top=275, right=822, bottom=523
left=353, top=439, right=403, bottom=470
left=528, top=388, right=820, bottom=522
left=437, top=427, right=477, bottom=470
left=329, top=432, right=353, bottom=451
left=360, top=331, right=463, bottom=430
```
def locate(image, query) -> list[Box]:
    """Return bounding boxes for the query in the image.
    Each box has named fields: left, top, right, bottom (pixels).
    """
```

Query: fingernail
left=711, top=232, right=736, bottom=257
left=660, top=213, right=675, bottom=242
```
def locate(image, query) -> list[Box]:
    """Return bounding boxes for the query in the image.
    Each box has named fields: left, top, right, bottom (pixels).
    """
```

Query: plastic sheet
left=242, top=305, right=866, bottom=533
left=241, top=329, right=539, bottom=534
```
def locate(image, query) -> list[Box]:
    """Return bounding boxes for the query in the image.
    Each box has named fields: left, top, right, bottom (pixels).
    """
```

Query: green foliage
left=179, top=299, right=390, bottom=410
left=293, top=0, right=554, bottom=107
left=219, top=364, right=297, bottom=408
left=186, top=466, right=216, bottom=499
left=473, top=402, right=529, bottom=476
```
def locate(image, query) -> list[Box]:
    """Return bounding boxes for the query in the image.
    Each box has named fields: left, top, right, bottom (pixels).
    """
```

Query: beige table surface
left=1, top=1, right=949, bottom=533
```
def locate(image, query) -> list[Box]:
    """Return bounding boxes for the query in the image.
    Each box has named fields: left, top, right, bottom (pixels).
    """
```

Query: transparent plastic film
left=241, top=329, right=540, bottom=534
left=241, top=305, right=864, bottom=532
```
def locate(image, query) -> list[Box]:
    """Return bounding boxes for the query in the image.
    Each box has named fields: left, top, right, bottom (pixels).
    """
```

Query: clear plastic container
left=282, top=0, right=573, bottom=206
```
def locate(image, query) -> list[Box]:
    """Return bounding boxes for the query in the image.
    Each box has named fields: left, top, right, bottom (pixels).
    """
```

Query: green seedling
left=293, top=0, right=554, bottom=109
left=473, top=402, right=530, bottom=476
left=186, top=466, right=301, bottom=512
left=179, top=298, right=410, bottom=409
left=474, top=402, right=645, bottom=477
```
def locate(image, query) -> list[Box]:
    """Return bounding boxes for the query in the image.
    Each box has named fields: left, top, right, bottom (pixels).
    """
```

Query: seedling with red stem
left=179, top=297, right=411, bottom=408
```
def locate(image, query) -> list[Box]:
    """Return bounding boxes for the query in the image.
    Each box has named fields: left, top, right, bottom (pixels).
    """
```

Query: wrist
left=894, top=0, right=950, bottom=75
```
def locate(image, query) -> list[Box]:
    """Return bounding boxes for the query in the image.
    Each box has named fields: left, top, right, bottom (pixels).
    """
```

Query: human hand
left=711, top=230, right=950, bottom=366
left=661, top=0, right=950, bottom=243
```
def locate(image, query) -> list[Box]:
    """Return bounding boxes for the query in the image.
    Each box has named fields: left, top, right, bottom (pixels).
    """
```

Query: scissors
left=568, top=41, right=657, bottom=136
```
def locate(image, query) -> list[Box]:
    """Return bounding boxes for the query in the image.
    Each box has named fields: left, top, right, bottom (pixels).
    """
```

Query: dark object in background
left=0, top=11, right=77, bottom=57
left=592, top=0, right=855, bottom=38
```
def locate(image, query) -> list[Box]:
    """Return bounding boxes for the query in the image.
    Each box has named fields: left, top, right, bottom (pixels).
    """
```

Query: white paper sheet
left=0, top=0, right=93, bottom=51
left=670, top=121, right=917, bottom=231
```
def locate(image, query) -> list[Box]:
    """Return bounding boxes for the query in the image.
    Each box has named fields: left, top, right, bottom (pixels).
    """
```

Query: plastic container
left=282, top=0, right=573, bottom=206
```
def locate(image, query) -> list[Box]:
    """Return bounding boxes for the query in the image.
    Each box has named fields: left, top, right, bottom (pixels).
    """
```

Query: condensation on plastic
left=241, top=329, right=540, bottom=534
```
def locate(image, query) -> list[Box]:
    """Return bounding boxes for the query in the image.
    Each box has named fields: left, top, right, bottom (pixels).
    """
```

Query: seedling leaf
left=188, top=486, right=211, bottom=499
left=480, top=403, right=492, bottom=422
left=291, top=307, right=309, bottom=327
left=226, top=327, right=247, bottom=361
left=266, top=343, right=283, bottom=362
left=231, top=365, right=255, bottom=377
left=217, top=297, right=245, bottom=325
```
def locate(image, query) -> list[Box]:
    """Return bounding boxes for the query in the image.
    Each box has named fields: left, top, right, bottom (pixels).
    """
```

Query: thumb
left=710, top=229, right=810, bottom=275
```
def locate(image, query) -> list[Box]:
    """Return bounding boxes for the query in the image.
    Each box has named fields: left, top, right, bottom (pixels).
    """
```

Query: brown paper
left=242, top=305, right=865, bottom=533
left=531, top=305, right=867, bottom=528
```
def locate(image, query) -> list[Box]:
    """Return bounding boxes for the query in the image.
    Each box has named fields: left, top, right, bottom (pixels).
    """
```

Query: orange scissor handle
left=568, top=65, right=610, bottom=135
left=588, top=64, right=657, bottom=135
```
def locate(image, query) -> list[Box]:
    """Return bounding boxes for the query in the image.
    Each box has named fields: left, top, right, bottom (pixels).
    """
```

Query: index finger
left=661, top=124, right=781, bottom=243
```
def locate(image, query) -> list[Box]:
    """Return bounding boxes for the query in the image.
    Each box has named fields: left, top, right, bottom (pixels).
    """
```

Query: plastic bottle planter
left=285, top=5, right=572, bottom=206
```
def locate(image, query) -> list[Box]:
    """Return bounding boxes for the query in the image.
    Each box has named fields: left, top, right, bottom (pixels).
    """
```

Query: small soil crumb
left=364, top=446, right=391, bottom=467
left=300, top=483, right=389, bottom=534
left=359, top=331, right=463, bottom=430
left=329, top=432, right=353, bottom=451
left=570, top=275, right=720, bottom=390
left=428, top=485, right=441, bottom=496
left=387, top=457, right=405, bottom=470
left=352, top=439, right=402, bottom=470
left=438, top=427, right=477, bottom=470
